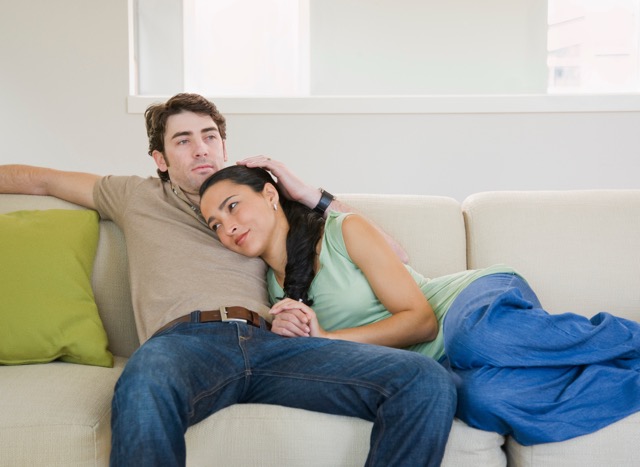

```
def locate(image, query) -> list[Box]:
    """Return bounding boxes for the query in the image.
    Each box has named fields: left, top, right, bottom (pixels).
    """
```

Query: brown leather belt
left=155, top=306, right=269, bottom=335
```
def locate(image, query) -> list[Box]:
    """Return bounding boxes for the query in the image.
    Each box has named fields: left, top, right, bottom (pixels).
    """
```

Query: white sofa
left=1, top=190, right=639, bottom=467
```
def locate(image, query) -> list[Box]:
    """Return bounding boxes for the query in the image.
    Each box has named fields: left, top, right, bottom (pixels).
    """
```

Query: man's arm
left=236, top=156, right=410, bottom=263
left=0, top=164, right=101, bottom=209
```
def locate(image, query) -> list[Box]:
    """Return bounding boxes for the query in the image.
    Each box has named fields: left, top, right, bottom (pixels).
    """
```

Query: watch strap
left=313, top=189, right=335, bottom=215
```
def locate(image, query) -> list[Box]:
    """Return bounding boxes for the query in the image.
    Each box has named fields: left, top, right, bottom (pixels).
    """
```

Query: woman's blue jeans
left=443, top=273, right=640, bottom=445
left=110, top=320, right=456, bottom=466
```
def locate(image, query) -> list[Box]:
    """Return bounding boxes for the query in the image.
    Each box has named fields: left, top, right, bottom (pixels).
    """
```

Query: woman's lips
left=235, top=231, right=248, bottom=246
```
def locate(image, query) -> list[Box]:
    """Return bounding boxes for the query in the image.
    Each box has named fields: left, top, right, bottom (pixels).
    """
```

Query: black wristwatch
left=313, top=188, right=335, bottom=215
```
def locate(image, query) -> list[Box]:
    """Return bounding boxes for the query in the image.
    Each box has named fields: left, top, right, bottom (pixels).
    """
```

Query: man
left=0, top=93, right=455, bottom=466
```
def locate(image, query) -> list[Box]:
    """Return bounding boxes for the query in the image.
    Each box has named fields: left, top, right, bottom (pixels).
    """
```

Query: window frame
left=127, top=94, right=640, bottom=114
left=127, top=0, right=640, bottom=114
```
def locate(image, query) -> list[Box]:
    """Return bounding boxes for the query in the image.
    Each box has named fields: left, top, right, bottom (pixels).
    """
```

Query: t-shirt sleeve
left=93, top=175, right=145, bottom=224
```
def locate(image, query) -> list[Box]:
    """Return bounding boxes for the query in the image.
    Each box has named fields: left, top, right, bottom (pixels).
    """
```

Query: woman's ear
left=263, top=183, right=279, bottom=206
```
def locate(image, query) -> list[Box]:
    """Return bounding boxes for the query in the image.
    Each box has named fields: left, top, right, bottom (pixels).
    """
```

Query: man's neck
left=184, top=191, right=200, bottom=207
left=169, top=182, right=201, bottom=214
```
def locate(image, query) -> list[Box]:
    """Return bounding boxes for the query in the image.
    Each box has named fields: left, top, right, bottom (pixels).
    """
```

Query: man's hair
left=144, top=93, right=227, bottom=181
left=200, top=166, right=325, bottom=305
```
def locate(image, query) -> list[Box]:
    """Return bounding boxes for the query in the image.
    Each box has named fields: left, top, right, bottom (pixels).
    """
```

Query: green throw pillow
left=0, top=209, right=113, bottom=367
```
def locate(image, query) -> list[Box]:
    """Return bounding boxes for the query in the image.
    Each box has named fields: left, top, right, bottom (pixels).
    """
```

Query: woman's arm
left=270, top=214, right=438, bottom=348
left=324, top=197, right=409, bottom=264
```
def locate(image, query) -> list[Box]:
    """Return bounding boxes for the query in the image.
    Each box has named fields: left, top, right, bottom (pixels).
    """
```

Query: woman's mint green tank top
left=267, top=212, right=518, bottom=360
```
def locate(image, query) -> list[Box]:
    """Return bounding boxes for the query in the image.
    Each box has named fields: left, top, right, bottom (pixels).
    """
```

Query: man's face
left=152, top=111, right=227, bottom=199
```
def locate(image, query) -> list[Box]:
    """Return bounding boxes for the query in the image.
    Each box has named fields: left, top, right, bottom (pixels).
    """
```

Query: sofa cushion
left=185, top=406, right=506, bottom=467
left=443, top=419, right=507, bottom=466
left=0, top=194, right=139, bottom=359
left=506, top=411, right=640, bottom=467
left=0, top=209, right=113, bottom=367
left=0, top=356, right=126, bottom=466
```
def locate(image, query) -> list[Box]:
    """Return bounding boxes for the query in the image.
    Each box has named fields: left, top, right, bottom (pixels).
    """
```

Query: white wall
left=1, top=0, right=639, bottom=202
left=0, top=0, right=148, bottom=177
left=224, top=109, right=640, bottom=201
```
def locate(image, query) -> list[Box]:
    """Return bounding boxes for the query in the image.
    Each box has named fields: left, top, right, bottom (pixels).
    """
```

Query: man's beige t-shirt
left=94, top=175, right=269, bottom=343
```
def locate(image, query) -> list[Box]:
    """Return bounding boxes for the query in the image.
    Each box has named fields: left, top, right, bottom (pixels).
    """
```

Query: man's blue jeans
left=443, top=273, right=640, bottom=445
left=110, top=320, right=456, bottom=466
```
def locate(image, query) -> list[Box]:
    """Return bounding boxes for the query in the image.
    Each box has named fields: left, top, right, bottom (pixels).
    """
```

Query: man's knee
left=115, top=341, right=184, bottom=397
left=403, top=354, right=457, bottom=410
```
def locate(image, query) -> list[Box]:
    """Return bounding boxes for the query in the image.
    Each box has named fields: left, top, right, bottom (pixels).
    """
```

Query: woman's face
left=200, top=179, right=278, bottom=258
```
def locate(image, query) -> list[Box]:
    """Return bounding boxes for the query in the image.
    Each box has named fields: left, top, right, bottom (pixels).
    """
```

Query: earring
left=273, top=203, right=278, bottom=211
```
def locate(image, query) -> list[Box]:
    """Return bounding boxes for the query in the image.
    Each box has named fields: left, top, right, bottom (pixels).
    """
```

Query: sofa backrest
left=5, top=190, right=639, bottom=356
left=1, top=193, right=467, bottom=358
left=463, top=190, right=640, bottom=321
left=339, top=194, right=468, bottom=279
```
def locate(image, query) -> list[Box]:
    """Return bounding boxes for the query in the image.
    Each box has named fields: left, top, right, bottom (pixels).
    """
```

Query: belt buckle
left=220, top=306, right=248, bottom=324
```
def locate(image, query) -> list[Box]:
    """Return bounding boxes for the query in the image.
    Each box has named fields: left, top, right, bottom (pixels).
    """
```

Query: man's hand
left=236, top=156, right=410, bottom=263
left=236, top=156, right=321, bottom=209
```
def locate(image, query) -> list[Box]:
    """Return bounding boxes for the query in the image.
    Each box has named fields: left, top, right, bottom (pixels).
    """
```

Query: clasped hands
left=269, top=298, right=328, bottom=339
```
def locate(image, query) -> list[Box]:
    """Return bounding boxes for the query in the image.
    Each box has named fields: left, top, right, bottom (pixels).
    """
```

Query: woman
left=199, top=165, right=640, bottom=446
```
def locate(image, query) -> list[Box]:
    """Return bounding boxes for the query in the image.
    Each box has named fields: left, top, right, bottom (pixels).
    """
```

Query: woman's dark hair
left=200, top=166, right=324, bottom=304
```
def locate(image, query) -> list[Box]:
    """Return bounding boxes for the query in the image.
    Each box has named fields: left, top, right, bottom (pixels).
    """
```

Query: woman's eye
left=228, top=202, right=238, bottom=211
left=211, top=223, right=221, bottom=231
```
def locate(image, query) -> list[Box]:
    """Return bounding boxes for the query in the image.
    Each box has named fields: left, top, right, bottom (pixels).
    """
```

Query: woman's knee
left=454, top=368, right=510, bottom=433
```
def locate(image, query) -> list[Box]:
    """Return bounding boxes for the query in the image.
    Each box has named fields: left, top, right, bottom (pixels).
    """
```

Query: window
left=183, top=0, right=308, bottom=96
left=131, top=0, right=307, bottom=96
left=130, top=0, right=640, bottom=97
left=548, top=0, right=640, bottom=93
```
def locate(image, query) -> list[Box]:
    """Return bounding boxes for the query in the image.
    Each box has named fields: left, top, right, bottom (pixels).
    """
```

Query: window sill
left=127, top=94, right=640, bottom=115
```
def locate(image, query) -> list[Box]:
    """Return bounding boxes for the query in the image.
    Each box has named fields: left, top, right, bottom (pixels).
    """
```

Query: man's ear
left=152, top=150, right=168, bottom=171
left=222, top=140, right=228, bottom=162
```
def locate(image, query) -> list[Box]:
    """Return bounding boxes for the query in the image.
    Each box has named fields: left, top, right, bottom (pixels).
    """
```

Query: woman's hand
left=269, top=298, right=328, bottom=338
